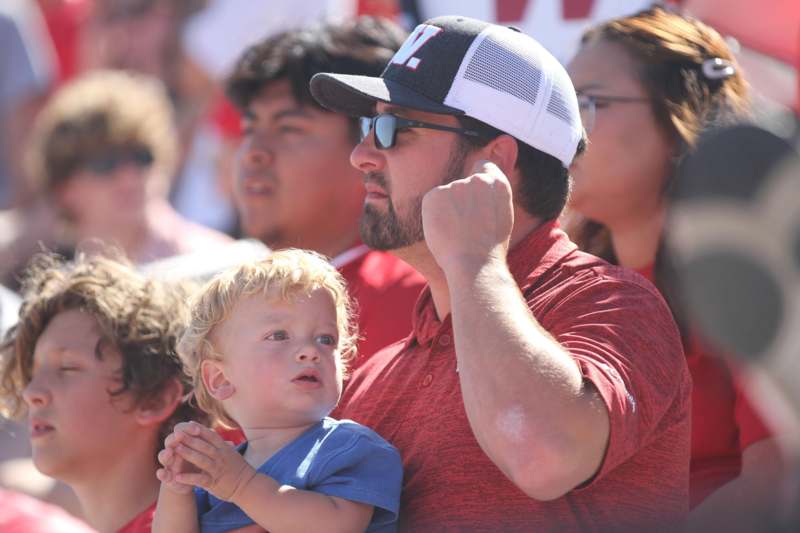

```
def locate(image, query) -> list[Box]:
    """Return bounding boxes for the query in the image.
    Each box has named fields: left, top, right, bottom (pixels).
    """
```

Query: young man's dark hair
left=227, top=16, right=407, bottom=140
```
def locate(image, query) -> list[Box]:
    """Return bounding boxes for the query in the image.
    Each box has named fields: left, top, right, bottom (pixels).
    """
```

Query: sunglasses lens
left=374, top=114, right=396, bottom=150
left=358, top=117, right=372, bottom=143
left=132, top=147, right=154, bottom=167
left=85, top=147, right=154, bottom=176
left=86, top=155, right=118, bottom=175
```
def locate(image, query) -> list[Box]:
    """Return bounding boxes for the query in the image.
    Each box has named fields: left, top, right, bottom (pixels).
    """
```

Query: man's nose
left=350, top=132, right=384, bottom=174
left=240, top=139, right=275, bottom=169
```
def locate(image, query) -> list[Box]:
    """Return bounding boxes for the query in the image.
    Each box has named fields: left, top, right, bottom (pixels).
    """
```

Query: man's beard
left=360, top=141, right=470, bottom=251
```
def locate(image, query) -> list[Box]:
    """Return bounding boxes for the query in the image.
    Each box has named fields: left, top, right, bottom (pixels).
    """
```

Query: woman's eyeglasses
left=83, top=146, right=155, bottom=177
left=577, top=92, right=650, bottom=133
left=359, top=113, right=485, bottom=150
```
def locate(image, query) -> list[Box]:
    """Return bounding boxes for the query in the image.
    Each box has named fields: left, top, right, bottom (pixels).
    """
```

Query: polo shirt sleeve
left=537, top=270, right=690, bottom=485
left=307, top=422, right=403, bottom=528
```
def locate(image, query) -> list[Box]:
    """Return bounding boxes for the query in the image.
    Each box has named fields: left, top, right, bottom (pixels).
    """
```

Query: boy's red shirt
left=117, top=502, right=155, bottom=533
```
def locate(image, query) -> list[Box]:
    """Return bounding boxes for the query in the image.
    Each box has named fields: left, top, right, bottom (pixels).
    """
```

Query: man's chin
left=360, top=223, right=421, bottom=251
left=242, top=221, right=282, bottom=247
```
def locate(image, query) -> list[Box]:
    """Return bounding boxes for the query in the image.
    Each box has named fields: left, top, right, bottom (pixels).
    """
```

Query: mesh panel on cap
left=547, top=86, right=573, bottom=125
left=463, top=36, right=541, bottom=107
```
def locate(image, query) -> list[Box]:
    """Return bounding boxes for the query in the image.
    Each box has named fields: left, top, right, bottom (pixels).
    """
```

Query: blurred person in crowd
left=178, top=0, right=401, bottom=237
left=0, top=0, right=56, bottom=209
left=311, top=15, right=691, bottom=531
left=0, top=253, right=207, bottom=533
left=665, top=120, right=800, bottom=532
left=78, top=0, right=206, bottom=83
left=153, top=250, right=402, bottom=533
left=0, top=69, right=232, bottom=290
left=226, top=16, right=425, bottom=365
left=68, top=0, right=240, bottom=235
left=177, top=0, right=358, bottom=236
left=564, top=5, right=785, bottom=527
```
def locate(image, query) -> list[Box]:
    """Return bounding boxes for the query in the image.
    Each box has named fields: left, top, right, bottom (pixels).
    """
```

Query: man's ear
left=134, top=377, right=183, bottom=427
left=484, top=134, right=519, bottom=179
left=201, top=359, right=235, bottom=401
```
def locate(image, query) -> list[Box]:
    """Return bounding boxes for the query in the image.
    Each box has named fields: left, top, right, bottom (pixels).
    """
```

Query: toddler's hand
left=156, top=422, right=203, bottom=495
left=169, top=421, right=257, bottom=503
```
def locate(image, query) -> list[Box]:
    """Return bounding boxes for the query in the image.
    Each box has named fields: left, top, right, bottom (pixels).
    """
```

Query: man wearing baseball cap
left=312, top=15, right=691, bottom=531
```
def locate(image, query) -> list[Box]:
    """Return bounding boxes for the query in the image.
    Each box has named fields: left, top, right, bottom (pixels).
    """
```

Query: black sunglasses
left=359, top=113, right=485, bottom=150
left=83, top=147, right=155, bottom=176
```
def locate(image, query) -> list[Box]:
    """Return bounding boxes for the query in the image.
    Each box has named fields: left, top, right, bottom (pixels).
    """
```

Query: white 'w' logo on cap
left=390, top=24, right=442, bottom=70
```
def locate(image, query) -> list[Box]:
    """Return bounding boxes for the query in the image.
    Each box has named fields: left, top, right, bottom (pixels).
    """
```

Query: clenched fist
left=422, top=160, right=514, bottom=274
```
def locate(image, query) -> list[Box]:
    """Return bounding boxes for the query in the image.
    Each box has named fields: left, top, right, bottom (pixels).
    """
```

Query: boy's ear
left=134, top=377, right=183, bottom=427
left=201, top=359, right=235, bottom=401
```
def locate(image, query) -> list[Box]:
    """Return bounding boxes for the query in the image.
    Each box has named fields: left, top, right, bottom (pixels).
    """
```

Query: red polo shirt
left=337, top=222, right=692, bottom=532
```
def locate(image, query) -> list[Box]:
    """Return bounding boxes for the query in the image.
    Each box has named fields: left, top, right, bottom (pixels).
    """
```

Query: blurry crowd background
left=0, top=0, right=798, bottom=529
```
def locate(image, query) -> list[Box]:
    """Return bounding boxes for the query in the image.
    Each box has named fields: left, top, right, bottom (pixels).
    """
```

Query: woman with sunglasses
left=0, top=70, right=231, bottom=288
left=564, top=6, right=784, bottom=530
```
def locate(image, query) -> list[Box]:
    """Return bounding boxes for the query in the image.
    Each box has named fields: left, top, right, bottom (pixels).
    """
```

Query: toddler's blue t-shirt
left=194, top=417, right=402, bottom=533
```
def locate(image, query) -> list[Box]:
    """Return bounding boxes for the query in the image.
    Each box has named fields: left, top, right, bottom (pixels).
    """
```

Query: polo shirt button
left=439, top=334, right=451, bottom=346
left=422, top=374, right=433, bottom=387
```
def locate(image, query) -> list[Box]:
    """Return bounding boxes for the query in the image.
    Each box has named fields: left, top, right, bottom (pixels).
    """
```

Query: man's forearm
left=446, top=257, right=609, bottom=500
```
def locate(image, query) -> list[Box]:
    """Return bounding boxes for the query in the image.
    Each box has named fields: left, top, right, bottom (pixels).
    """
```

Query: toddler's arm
left=173, top=422, right=374, bottom=533
left=152, top=426, right=201, bottom=533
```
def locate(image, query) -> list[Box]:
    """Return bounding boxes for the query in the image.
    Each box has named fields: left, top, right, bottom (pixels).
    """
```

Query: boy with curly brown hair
left=0, top=252, right=206, bottom=533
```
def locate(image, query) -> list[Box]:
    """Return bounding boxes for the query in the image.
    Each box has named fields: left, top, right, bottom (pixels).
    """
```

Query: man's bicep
left=539, top=280, right=688, bottom=480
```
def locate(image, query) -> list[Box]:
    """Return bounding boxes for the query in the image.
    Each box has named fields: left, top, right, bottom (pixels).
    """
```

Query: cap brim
left=310, top=73, right=464, bottom=117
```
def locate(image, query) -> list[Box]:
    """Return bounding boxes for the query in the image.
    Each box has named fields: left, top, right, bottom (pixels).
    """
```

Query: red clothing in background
left=338, top=222, right=691, bottom=531
left=636, top=264, right=773, bottom=507
left=37, top=0, right=91, bottom=83
left=335, top=245, right=425, bottom=365
left=0, top=489, right=95, bottom=533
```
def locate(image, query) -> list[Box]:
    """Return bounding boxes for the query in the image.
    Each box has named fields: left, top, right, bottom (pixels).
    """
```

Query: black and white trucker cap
left=310, top=15, right=583, bottom=168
